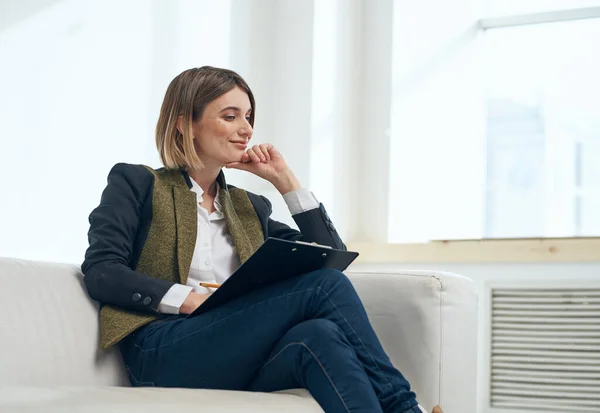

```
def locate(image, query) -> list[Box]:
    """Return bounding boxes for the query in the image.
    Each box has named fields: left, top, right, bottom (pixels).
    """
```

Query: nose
left=239, top=120, right=253, bottom=140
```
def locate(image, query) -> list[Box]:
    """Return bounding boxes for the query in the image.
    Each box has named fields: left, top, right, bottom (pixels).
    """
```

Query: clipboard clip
left=294, top=240, right=333, bottom=249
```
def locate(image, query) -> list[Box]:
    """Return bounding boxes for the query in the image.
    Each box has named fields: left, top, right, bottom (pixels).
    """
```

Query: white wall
left=227, top=0, right=316, bottom=230
left=350, top=260, right=600, bottom=284
left=0, top=0, right=321, bottom=264
left=0, top=0, right=375, bottom=264
left=1, top=0, right=158, bottom=263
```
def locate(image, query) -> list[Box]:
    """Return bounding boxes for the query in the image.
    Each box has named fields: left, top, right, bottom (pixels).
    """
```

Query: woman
left=82, top=66, right=439, bottom=413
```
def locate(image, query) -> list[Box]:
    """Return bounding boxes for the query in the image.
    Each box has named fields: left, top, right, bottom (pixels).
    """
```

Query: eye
left=245, top=116, right=252, bottom=122
left=224, top=115, right=235, bottom=121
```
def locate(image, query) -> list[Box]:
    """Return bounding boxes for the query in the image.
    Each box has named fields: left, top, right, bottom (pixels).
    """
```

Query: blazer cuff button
left=132, top=293, right=142, bottom=302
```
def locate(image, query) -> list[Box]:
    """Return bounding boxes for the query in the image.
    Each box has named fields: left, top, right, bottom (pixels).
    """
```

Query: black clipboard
left=188, top=237, right=359, bottom=317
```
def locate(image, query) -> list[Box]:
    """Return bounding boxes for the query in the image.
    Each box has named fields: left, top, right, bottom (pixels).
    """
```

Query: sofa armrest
left=346, top=270, right=478, bottom=413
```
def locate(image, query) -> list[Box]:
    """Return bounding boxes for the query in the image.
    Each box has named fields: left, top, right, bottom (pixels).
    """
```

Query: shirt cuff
left=283, top=188, right=319, bottom=215
left=158, top=284, right=194, bottom=314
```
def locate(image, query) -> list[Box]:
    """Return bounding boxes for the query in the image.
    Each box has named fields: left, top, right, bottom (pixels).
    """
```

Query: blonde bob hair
left=156, top=66, right=255, bottom=171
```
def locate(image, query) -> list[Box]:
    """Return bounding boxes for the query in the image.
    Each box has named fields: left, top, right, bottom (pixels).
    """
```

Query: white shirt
left=158, top=177, right=320, bottom=314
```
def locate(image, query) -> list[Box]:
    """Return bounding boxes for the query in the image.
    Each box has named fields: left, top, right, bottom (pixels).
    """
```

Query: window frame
left=349, top=238, right=600, bottom=263
left=480, top=6, right=600, bottom=29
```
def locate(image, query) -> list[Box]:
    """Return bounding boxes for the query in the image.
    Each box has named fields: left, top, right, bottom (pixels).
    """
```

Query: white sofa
left=0, top=258, right=478, bottom=412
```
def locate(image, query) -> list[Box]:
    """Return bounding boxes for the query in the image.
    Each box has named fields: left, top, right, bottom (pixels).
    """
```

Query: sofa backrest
left=0, top=258, right=129, bottom=386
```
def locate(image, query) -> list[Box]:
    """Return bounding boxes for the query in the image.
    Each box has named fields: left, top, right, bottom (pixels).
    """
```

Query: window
left=388, top=1, right=600, bottom=242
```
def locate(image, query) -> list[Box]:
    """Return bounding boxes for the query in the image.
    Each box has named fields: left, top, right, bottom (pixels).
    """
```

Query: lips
left=230, top=140, right=247, bottom=149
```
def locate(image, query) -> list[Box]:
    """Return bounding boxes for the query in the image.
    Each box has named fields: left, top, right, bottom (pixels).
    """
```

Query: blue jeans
left=119, top=269, right=421, bottom=413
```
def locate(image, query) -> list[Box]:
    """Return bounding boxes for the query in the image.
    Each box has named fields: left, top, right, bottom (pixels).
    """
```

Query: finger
left=259, top=144, right=271, bottom=161
left=241, top=153, right=251, bottom=163
left=265, top=143, right=278, bottom=158
left=251, top=146, right=265, bottom=162
left=252, top=145, right=266, bottom=162
left=226, top=161, right=252, bottom=171
left=247, top=148, right=261, bottom=163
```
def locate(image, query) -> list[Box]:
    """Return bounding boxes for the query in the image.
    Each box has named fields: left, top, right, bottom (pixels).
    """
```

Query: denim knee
left=286, top=318, right=346, bottom=346
left=305, top=268, right=352, bottom=289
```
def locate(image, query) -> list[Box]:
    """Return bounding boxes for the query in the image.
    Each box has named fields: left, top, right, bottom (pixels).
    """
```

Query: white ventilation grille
left=490, top=288, right=600, bottom=413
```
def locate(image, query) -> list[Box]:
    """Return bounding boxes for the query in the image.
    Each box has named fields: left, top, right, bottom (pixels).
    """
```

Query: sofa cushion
left=0, top=387, right=322, bottom=413
left=0, top=258, right=128, bottom=386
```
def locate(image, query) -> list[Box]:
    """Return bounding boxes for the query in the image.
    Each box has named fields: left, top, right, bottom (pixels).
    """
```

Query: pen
left=199, top=282, right=221, bottom=288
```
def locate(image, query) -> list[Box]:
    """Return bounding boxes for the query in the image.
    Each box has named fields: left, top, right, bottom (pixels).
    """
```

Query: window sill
left=347, top=238, right=600, bottom=263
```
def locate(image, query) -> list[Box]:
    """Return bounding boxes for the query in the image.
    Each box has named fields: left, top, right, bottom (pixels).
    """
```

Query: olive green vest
left=99, top=166, right=264, bottom=349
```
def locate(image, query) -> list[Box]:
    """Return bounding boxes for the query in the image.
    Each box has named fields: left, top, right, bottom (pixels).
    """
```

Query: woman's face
left=191, top=86, right=253, bottom=167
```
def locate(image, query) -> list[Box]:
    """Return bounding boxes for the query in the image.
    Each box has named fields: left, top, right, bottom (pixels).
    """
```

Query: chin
left=220, top=153, right=242, bottom=165
left=229, top=149, right=246, bottom=159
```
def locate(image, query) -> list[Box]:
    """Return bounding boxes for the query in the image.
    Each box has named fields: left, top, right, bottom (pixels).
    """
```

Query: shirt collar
left=189, top=177, right=223, bottom=214
left=181, top=168, right=227, bottom=191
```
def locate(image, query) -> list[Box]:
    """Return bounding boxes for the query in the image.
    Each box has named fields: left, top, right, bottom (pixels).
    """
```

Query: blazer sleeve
left=260, top=195, right=346, bottom=250
left=81, top=163, right=175, bottom=313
